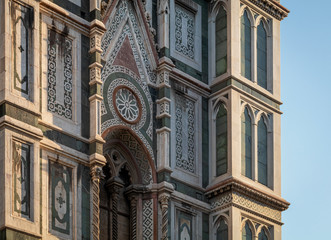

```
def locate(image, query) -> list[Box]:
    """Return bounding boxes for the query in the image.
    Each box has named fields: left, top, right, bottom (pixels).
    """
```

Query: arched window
left=242, top=222, right=253, bottom=240
left=257, top=22, right=267, bottom=89
left=241, top=107, right=252, bottom=179
left=258, top=117, right=268, bottom=185
left=258, top=229, right=268, bottom=240
left=216, top=218, right=228, bottom=240
left=215, top=6, right=227, bottom=76
left=241, top=10, right=252, bottom=80
left=216, top=103, right=227, bottom=176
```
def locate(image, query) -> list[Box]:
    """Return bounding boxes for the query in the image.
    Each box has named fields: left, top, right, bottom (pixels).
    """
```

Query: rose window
left=114, top=87, right=140, bottom=123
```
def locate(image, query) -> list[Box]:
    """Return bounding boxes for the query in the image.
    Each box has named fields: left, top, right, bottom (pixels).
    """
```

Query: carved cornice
left=205, top=179, right=290, bottom=211
left=242, top=0, right=289, bottom=21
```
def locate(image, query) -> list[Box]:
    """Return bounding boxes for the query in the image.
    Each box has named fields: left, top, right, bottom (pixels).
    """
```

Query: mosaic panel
left=49, top=161, right=72, bottom=235
left=175, top=4, right=195, bottom=59
left=175, top=93, right=196, bottom=173
left=12, top=141, right=30, bottom=218
left=47, top=29, right=73, bottom=120
left=142, top=199, right=153, bottom=239
left=11, top=2, right=33, bottom=96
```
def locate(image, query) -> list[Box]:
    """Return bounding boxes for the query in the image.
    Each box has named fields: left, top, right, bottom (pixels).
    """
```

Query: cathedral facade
left=0, top=0, right=289, bottom=239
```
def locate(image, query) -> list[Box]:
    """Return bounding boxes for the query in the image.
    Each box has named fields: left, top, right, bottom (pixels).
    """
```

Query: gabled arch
left=102, top=0, right=159, bottom=68
left=101, top=0, right=158, bottom=85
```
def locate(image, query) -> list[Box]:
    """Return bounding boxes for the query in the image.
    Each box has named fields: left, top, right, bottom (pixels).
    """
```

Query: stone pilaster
left=89, top=13, right=106, bottom=240
left=156, top=57, right=174, bottom=178
left=158, top=0, right=170, bottom=49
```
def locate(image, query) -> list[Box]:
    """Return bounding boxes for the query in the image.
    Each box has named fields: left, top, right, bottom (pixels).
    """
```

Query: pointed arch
left=241, top=9, right=252, bottom=80
left=241, top=106, right=253, bottom=179
left=258, top=115, right=268, bottom=185
left=216, top=217, right=228, bottom=240
left=102, top=126, right=157, bottom=184
left=257, top=226, right=271, bottom=240
left=257, top=20, right=267, bottom=89
left=241, top=219, right=255, bottom=240
left=215, top=3, right=227, bottom=76
left=215, top=102, right=228, bottom=176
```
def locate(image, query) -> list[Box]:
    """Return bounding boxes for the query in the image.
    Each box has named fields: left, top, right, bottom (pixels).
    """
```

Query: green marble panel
left=50, top=161, right=72, bottom=235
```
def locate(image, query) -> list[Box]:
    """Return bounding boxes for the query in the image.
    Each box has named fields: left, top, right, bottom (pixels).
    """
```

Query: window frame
left=240, top=102, right=274, bottom=189
left=239, top=6, right=273, bottom=92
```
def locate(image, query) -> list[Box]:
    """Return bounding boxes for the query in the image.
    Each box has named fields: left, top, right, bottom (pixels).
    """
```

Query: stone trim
left=205, top=179, right=290, bottom=211
left=241, top=0, right=289, bottom=21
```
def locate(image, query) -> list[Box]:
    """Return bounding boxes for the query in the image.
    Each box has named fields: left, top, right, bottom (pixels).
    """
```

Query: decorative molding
left=206, top=179, right=290, bottom=211
left=156, top=97, right=171, bottom=118
left=210, top=192, right=282, bottom=224
left=242, top=0, right=289, bottom=21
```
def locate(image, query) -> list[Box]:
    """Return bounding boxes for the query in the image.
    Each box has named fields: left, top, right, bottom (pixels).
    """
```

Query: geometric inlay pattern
left=114, top=87, right=141, bottom=123
left=49, top=161, right=72, bottom=235
left=101, top=0, right=156, bottom=84
left=12, top=141, right=30, bottom=218
left=175, top=4, right=195, bottom=59
left=47, top=29, right=73, bottom=120
left=210, top=192, right=282, bottom=222
left=175, top=93, right=196, bottom=173
left=12, top=2, right=33, bottom=97
left=142, top=199, right=154, bottom=239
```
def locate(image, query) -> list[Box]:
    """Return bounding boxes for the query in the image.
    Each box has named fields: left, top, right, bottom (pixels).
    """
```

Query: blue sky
left=281, top=0, right=331, bottom=238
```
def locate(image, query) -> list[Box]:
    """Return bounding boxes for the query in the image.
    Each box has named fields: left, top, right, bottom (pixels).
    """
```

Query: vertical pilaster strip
left=156, top=57, right=174, bottom=177
left=88, top=16, right=106, bottom=240
left=158, top=0, right=170, bottom=50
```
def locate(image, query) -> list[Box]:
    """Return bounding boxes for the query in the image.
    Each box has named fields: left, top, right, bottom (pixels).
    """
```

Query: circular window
left=114, top=87, right=141, bottom=124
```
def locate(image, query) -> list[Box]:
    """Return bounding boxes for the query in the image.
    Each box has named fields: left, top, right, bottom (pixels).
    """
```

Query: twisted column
left=129, top=196, right=138, bottom=240
left=107, top=179, right=122, bottom=240
left=159, top=194, right=170, bottom=240
left=90, top=165, right=104, bottom=240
